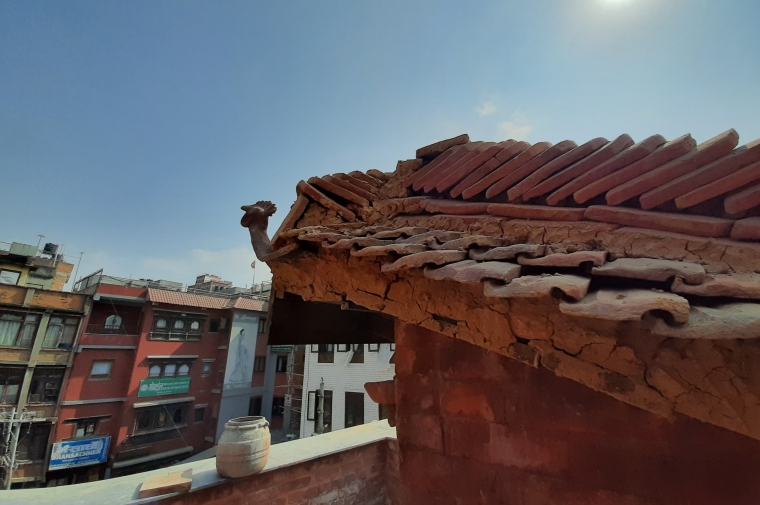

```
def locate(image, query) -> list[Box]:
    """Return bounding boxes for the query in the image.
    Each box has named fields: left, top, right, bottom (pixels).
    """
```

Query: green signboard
left=271, top=345, right=293, bottom=353
left=138, top=377, right=191, bottom=397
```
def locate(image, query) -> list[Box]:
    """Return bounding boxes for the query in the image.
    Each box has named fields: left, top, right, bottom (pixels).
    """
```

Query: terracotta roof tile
left=147, top=289, right=267, bottom=312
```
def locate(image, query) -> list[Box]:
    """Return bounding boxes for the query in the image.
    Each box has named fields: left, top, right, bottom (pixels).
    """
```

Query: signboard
left=49, top=437, right=110, bottom=471
left=271, top=345, right=293, bottom=353
left=224, top=312, right=260, bottom=390
left=138, top=377, right=191, bottom=397
left=284, top=394, right=292, bottom=407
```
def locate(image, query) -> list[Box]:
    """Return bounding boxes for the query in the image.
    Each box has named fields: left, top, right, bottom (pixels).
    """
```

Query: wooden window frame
left=89, top=360, right=114, bottom=380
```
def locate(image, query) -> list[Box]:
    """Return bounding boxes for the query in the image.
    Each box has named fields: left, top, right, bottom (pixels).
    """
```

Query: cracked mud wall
left=270, top=247, right=760, bottom=442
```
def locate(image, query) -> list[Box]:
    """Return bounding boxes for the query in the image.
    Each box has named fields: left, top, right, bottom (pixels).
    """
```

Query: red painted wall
left=395, top=322, right=760, bottom=505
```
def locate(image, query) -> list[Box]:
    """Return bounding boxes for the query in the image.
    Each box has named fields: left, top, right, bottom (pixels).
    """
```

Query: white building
left=299, top=343, right=395, bottom=438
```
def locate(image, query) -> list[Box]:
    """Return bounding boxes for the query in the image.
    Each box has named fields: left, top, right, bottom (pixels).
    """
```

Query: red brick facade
left=154, top=440, right=398, bottom=505
left=394, top=322, right=760, bottom=505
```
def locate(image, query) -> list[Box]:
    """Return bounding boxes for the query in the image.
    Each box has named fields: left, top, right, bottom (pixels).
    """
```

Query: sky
left=1, top=0, right=759, bottom=290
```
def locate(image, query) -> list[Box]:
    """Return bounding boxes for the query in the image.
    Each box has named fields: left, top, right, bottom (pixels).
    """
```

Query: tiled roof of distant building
left=147, top=288, right=267, bottom=312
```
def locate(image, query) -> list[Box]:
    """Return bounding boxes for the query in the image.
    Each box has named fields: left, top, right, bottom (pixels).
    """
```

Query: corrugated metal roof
left=147, top=288, right=267, bottom=312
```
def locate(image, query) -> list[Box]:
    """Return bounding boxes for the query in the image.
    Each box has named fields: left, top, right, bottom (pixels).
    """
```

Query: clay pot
left=216, top=416, right=271, bottom=478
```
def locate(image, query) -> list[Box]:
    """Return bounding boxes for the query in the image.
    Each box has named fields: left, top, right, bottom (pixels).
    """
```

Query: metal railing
left=74, top=270, right=271, bottom=301
left=85, top=322, right=142, bottom=336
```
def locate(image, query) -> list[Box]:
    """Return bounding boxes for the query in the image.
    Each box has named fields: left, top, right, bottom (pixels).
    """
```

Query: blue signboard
left=49, top=436, right=110, bottom=471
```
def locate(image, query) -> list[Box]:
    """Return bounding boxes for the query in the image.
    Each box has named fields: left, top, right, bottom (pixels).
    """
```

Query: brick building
left=0, top=240, right=87, bottom=488
left=46, top=271, right=272, bottom=484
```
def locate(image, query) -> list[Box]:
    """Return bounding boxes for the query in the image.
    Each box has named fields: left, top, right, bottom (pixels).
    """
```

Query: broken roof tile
left=371, top=227, right=429, bottom=239
left=605, top=129, right=739, bottom=206
left=416, top=133, right=470, bottom=159
left=325, top=237, right=393, bottom=249
left=424, top=143, right=497, bottom=193
left=517, top=250, right=607, bottom=267
left=484, top=274, right=591, bottom=300
left=645, top=303, right=760, bottom=339
left=309, top=177, right=370, bottom=207
left=297, top=231, right=348, bottom=244
left=469, top=244, right=546, bottom=261
left=584, top=205, right=734, bottom=238
left=367, top=170, right=391, bottom=182
left=432, top=235, right=505, bottom=250
left=409, top=144, right=473, bottom=190
left=297, top=180, right=356, bottom=221
left=640, top=138, right=760, bottom=210
left=323, top=174, right=378, bottom=202
left=334, top=173, right=379, bottom=195
left=671, top=274, right=760, bottom=299
left=350, top=171, right=384, bottom=188
left=419, top=199, right=490, bottom=215
left=592, top=257, right=706, bottom=285
left=381, top=250, right=468, bottom=273
left=487, top=203, right=586, bottom=221
left=395, top=230, right=464, bottom=245
left=574, top=134, right=696, bottom=204
left=424, top=260, right=521, bottom=284
left=560, top=289, right=690, bottom=323
left=271, top=195, right=310, bottom=249
left=351, top=243, right=428, bottom=257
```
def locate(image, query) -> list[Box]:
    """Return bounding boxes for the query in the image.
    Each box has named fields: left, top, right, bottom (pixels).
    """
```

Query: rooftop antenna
left=36, top=235, right=44, bottom=251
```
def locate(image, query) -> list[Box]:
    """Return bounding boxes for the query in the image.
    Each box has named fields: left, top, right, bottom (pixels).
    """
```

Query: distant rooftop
left=74, top=269, right=272, bottom=303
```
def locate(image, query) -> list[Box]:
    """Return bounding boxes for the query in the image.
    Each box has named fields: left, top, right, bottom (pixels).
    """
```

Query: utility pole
left=316, top=378, right=325, bottom=434
left=1, top=408, right=28, bottom=490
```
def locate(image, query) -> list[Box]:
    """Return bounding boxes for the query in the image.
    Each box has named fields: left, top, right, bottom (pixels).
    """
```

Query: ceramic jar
left=216, top=416, right=271, bottom=478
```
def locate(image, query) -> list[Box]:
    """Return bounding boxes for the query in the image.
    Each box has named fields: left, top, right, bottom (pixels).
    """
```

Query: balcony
left=3, top=421, right=398, bottom=505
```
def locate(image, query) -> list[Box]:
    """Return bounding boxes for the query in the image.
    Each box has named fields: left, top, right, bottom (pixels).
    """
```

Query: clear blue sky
left=2, top=0, right=759, bottom=289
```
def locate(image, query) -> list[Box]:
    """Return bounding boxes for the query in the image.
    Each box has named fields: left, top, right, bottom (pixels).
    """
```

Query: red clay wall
left=155, top=440, right=397, bottom=505
left=395, top=322, right=760, bottom=505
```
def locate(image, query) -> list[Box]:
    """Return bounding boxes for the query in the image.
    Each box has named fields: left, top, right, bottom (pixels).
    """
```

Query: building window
left=16, top=424, right=50, bottom=461
left=345, top=392, right=365, bottom=428
left=74, top=418, right=99, bottom=437
left=253, top=356, right=266, bottom=373
left=27, top=367, right=65, bottom=403
left=257, top=318, right=267, bottom=334
left=209, top=319, right=221, bottom=333
left=89, top=360, right=113, bottom=380
left=103, top=314, right=122, bottom=332
left=311, top=390, right=333, bottom=433
left=350, top=344, right=364, bottom=364
left=43, top=316, right=80, bottom=349
left=271, top=397, right=285, bottom=417
left=248, top=396, right=262, bottom=416
left=133, top=403, right=190, bottom=434
left=275, top=355, right=288, bottom=373
left=0, top=311, right=39, bottom=348
left=390, top=343, right=396, bottom=351
left=201, top=362, right=212, bottom=376
left=368, top=343, right=379, bottom=352
left=317, top=344, right=334, bottom=364
left=337, top=344, right=348, bottom=352
left=150, top=312, right=206, bottom=341
left=0, top=367, right=24, bottom=404
left=194, top=405, right=206, bottom=424
left=0, top=269, right=21, bottom=285
left=147, top=360, right=194, bottom=379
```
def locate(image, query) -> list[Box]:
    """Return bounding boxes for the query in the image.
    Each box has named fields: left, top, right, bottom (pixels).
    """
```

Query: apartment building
left=47, top=271, right=270, bottom=485
left=0, top=240, right=87, bottom=488
left=299, top=342, right=394, bottom=438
